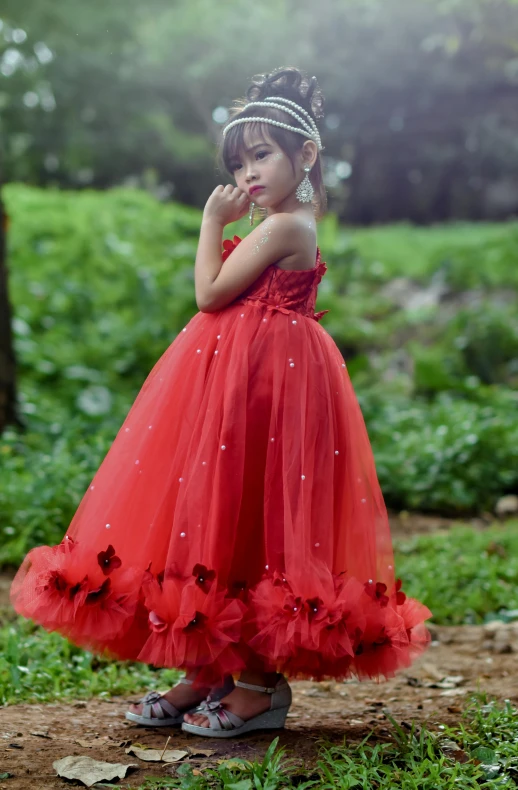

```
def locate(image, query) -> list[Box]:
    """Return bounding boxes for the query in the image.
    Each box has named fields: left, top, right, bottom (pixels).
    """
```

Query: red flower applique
left=85, top=577, right=111, bottom=604
left=193, top=564, right=216, bottom=592
left=395, top=578, right=407, bottom=606
left=97, top=545, right=122, bottom=576
left=364, top=580, right=390, bottom=607
left=222, top=235, right=242, bottom=261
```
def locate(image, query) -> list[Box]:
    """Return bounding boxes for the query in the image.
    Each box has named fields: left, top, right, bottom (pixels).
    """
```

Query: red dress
left=10, top=236, right=432, bottom=686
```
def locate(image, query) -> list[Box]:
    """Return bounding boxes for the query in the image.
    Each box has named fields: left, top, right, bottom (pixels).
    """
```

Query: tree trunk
left=0, top=191, right=26, bottom=436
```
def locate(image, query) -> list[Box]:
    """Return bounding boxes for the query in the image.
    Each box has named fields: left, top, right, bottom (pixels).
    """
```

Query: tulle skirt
left=10, top=301, right=432, bottom=686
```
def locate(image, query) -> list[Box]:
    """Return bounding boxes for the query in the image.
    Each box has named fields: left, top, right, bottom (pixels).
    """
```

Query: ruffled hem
left=10, top=538, right=433, bottom=687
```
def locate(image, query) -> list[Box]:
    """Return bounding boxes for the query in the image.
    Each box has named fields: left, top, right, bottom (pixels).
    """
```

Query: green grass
left=133, top=694, right=518, bottom=789
left=0, top=617, right=181, bottom=705
left=394, top=519, right=518, bottom=625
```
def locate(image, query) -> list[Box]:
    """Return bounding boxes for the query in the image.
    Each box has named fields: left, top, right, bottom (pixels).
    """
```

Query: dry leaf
left=421, top=662, right=446, bottom=681
left=428, top=675, right=465, bottom=688
left=76, top=736, right=112, bottom=748
left=53, top=755, right=138, bottom=788
left=188, top=748, right=215, bottom=758
left=125, top=744, right=188, bottom=763
left=439, top=688, right=468, bottom=697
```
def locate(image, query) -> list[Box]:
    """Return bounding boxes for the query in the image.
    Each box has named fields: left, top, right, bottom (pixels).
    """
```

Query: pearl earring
left=295, top=164, right=314, bottom=203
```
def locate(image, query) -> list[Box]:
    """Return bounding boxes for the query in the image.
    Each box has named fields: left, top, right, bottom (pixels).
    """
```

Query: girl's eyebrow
left=243, top=142, right=272, bottom=153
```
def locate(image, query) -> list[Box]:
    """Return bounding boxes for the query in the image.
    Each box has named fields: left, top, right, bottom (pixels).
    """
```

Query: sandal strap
left=234, top=679, right=281, bottom=693
left=202, top=701, right=245, bottom=731
left=140, top=690, right=181, bottom=719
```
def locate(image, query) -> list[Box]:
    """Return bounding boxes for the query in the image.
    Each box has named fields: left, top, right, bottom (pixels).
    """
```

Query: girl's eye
left=232, top=151, right=269, bottom=172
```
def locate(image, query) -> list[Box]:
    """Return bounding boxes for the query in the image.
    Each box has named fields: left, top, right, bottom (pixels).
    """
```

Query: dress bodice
left=228, top=242, right=330, bottom=323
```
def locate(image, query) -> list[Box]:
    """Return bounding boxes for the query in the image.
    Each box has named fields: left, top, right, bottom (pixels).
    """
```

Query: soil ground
left=1, top=513, right=516, bottom=790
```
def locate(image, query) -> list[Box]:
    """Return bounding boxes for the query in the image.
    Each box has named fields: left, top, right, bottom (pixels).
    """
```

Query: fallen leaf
left=428, top=675, right=465, bottom=689
left=439, top=688, right=468, bottom=697
left=188, top=748, right=215, bottom=758
left=421, top=662, right=446, bottom=681
left=53, top=755, right=138, bottom=788
left=125, top=744, right=188, bottom=763
left=76, top=736, right=113, bottom=748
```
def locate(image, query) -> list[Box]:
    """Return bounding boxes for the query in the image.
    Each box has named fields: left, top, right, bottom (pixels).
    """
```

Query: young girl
left=10, top=67, right=432, bottom=739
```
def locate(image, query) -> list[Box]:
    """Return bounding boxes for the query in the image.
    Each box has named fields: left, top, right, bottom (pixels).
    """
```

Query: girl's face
left=229, top=129, right=316, bottom=215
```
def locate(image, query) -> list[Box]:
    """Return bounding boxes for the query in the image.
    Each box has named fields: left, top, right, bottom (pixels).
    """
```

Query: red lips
left=249, top=186, right=264, bottom=195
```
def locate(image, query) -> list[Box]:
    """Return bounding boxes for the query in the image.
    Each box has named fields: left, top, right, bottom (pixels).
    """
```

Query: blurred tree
left=0, top=194, right=24, bottom=434
left=1, top=0, right=518, bottom=220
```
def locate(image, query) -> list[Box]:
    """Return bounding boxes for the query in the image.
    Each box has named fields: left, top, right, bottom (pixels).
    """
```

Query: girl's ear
left=300, top=140, right=318, bottom=170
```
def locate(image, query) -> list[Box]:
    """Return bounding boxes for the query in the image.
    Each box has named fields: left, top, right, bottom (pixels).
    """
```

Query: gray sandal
left=125, top=675, right=235, bottom=727
left=181, top=675, right=292, bottom=738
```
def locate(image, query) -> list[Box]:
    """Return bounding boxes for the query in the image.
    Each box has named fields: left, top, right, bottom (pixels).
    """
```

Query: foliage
left=394, top=520, right=518, bottom=625
left=1, top=0, right=518, bottom=219
left=0, top=615, right=180, bottom=706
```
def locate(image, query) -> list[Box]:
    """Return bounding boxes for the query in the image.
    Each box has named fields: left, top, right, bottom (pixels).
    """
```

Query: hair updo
left=217, top=66, right=327, bottom=219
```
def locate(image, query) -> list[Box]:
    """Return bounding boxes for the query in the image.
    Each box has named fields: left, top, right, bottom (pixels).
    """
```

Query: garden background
left=1, top=1, right=518, bottom=788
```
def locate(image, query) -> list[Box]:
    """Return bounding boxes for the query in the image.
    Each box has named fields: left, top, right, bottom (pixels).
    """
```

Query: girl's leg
left=183, top=655, right=280, bottom=728
left=128, top=668, right=212, bottom=718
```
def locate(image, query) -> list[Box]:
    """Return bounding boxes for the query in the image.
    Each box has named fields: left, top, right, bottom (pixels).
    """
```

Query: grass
left=394, top=519, right=518, bottom=625
left=132, top=693, right=518, bottom=789
left=0, top=618, right=181, bottom=705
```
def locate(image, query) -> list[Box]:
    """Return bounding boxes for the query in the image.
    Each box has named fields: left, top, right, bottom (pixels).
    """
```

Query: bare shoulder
left=273, top=212, right=317, bottom=271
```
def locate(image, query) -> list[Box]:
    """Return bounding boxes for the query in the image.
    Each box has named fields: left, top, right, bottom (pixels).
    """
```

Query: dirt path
left=1, top=621, right=517, bottom=790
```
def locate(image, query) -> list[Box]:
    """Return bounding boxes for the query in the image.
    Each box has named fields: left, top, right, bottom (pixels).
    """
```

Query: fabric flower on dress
left=222, top=235, right=242, bottom=261
left=245, top=567, right=432, bottom=682
left=192, top=563, right=216, bottom=592
left=9, top=540, right=141, bottom=651
left=245, top=568, right=366, bottom=678
left=138, top=571, right=247, bottom=685
left=364, top=579, right=390, bottom=607
left=97, top=544, right=122, bottom=576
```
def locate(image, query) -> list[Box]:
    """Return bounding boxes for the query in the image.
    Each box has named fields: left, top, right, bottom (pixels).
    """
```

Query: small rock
left=483, top=620, right=506, bottom=635
left=492, top=631, right=514, bottom=654
left=495, top=495, right=518, bottom=515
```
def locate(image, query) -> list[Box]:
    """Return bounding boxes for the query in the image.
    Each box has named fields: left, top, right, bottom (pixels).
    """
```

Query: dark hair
left=216, top=67, right=327, bottom=220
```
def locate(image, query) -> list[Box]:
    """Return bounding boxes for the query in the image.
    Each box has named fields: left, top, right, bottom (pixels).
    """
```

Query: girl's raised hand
left=203, top=184, right=249, bottom=226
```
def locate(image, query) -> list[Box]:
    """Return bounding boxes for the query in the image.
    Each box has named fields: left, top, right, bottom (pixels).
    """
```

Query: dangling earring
left=295, top=164, right=314, bottom=203
left=249, top=202, right=268, bottom=224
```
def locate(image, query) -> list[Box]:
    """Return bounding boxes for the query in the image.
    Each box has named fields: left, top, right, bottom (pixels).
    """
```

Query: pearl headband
left=222, top=96, right=323, bottom=151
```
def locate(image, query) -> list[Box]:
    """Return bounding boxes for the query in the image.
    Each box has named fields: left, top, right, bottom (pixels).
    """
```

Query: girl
left=10, top=67, right=432, bottom=739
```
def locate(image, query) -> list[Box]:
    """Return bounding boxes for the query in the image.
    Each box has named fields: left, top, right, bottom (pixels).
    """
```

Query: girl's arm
left=194, top=217, right=225, bottom=311
left=195, top=213, right=308, bottom=313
